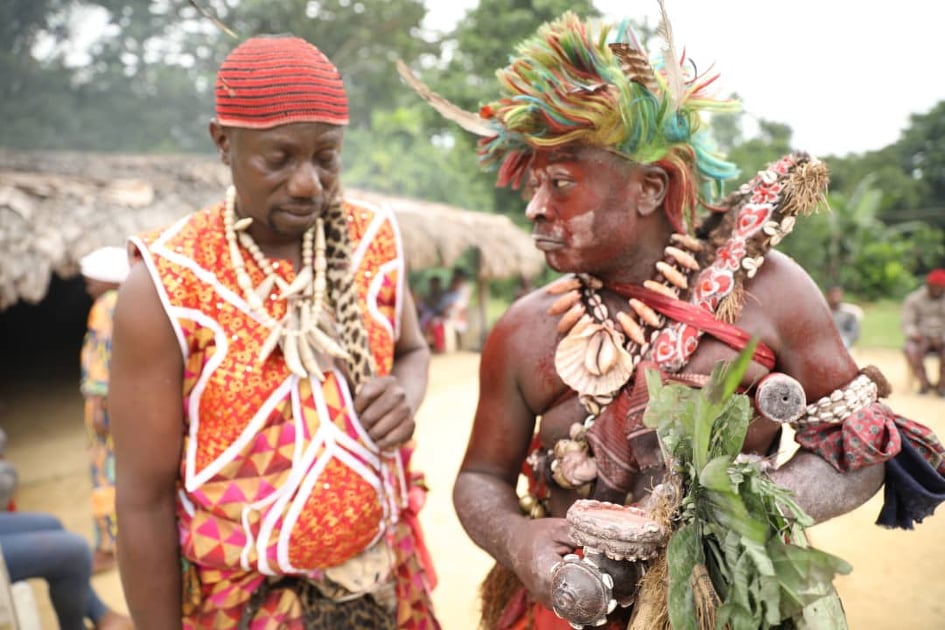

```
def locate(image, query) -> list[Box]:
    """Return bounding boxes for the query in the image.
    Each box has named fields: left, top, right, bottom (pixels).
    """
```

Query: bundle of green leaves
left=642, top=345, right=851, bottom=630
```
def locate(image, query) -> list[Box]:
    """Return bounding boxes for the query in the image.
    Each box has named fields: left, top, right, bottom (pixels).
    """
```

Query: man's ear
left=208, top=119, right=231, bottom=166
left=636, top=166, right=669, bottom=216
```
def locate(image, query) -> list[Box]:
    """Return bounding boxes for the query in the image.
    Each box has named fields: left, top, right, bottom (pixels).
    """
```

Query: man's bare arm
left=110, top=262, right=185, bottom=629
left=390, top=289, right=430, bottom=417
left=355, top=290, right=430, bottom=450
left=758, top=253, right=884, bottom=522
left=453, top=305, right=573, bottom=608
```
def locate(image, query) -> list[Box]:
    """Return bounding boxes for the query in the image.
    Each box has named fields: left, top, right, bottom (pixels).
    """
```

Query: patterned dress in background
left=80, top=288, right=119, bottom=555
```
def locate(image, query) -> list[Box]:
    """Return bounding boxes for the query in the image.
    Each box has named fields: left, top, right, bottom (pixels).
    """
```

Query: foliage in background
left=2, top=0, right=943, bottom=294
left=778, top=175, right=944, bottom=299
left=859, top=301, right=905, bottom=349
left=1, top=0, right=213, bottom=151
left=216, top=0, right=435, bottom=128
left=403, top=0, right=601, bottom=221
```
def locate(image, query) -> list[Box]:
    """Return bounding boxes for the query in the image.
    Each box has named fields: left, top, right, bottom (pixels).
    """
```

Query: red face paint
left=523, top=146, right=644, bottom=278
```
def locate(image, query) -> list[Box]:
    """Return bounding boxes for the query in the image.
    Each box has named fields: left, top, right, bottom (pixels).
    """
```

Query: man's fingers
left=353, top=378, right=385, bottom=414
left=371, top=416, right=416, bottom=451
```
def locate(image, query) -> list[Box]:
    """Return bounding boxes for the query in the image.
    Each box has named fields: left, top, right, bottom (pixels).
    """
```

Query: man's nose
left=525, top=185, right=551, bottom=221
left=287, top=162, right=323, bottom=198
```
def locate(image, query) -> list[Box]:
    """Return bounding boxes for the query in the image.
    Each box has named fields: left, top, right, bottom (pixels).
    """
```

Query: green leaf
left=648, top=343, right=853, bottom=629
left=704, top=339, right=759, bottom=405
left=794, top=590, right=849, bottom=630
left=698, top=456, right=734, bottom=492
left=691, top=394, right=715, bottom=471
left=741, top=536, right=776, bottom=577
left=703, top=487, right=769, bottom=544
left=768, top=541, right=852, bottom=620
left=666, top=523, right=701, bottom=630
left=708, top=395, right=751, bottom=460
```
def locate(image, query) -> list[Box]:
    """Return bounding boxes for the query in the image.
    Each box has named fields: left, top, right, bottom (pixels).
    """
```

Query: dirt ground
left=1, top=347, right=943, bottom=629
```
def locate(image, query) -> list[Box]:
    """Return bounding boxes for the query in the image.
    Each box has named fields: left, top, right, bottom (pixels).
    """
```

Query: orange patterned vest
left=132, top=197, right=407, bottom=579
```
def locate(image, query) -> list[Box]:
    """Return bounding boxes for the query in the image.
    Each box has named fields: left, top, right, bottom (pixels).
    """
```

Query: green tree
left=708, top=94, right=743, bottom=154
left=342, top=106, right=493, bottom=211
left=0, top=0, right=436, bottom=150
left=897, top=101, right=945, bottom=209
left=215, top=0, right=435, bottom=127
left=779, top=175, right=944, bottom=299
left=725, top=119, right=793, bottom=185
left=0, top=0, right=221, bottom=151
left=825, top=147, right=928, bottom=213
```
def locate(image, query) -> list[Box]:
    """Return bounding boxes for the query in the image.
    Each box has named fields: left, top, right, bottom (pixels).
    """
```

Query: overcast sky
left=424, top=0, right=945, bottom=157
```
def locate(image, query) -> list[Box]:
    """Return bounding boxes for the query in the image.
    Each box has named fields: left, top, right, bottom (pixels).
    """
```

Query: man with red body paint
left=407, top=11, right=945, bottom=629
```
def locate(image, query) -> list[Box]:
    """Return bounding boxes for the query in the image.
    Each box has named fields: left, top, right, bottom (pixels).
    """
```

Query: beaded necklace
left=223, top=185, right=348, bottom=381
left=547, top=232, right=703, bottom=416
left=543, top=152, right=826, bottom=493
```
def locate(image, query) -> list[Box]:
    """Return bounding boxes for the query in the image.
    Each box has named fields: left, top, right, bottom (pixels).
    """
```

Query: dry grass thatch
left=0, top=150, right=544, bottom=311
left=346, top=188, right=543, bottom=278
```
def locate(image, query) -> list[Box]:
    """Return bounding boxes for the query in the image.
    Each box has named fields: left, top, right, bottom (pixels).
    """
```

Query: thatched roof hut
left=0, top=151, right=544, bottom=325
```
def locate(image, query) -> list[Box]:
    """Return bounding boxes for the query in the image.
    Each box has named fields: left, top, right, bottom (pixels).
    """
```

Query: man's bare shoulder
left=747, top=251, right=825, bottom=313
left=495, top=282, right=564, bottom=329
left=114, top=263, right=180, bottom=355
left=743, top=251, right=854, bottom=375
left=482, top=282, right=562, bottom=363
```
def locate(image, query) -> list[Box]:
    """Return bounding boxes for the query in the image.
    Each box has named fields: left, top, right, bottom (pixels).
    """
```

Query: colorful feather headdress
left=398, top=5, right=740, bottom=234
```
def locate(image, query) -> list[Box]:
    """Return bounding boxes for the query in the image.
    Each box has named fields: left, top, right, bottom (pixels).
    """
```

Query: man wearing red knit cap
left=110, top=35, right=439, bottom=629
left=902, top=268, right=945, bottom=395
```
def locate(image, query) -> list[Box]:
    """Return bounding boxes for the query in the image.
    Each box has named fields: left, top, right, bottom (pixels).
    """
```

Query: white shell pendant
left=555, top=323, right=636, bottom=396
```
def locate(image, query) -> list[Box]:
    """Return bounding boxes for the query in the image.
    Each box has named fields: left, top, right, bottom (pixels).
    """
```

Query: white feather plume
left=395, top=59, right=494, bottom=137
left=657, top=0, right=685, bottom=111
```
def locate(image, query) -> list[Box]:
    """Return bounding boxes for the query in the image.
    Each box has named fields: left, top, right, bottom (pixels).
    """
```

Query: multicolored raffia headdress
left=397, top=5, right=739, bottom=234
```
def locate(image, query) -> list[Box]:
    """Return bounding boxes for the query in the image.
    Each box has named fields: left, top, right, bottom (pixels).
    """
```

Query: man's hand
left=354, top=375, right=416, bottom=450
left=508, top=517, right=575, bottom=611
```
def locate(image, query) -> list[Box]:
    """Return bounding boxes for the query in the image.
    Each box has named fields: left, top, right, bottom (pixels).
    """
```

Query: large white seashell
left=556, top=328, right=636, bottom=396
left=583, top=329, right=618, bottom=376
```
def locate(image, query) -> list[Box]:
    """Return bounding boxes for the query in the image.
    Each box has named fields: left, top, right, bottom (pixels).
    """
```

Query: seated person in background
left=424, top=268, right=472, bottom=352
left=826, top=285, right=862, bottom=349
left=418, top=274, right=445, bottom=332
left=902, top=268, right=945, bottom=395
left=0, top=454, right=132, bottom=630
left=437, top=268, right=472, bottom=332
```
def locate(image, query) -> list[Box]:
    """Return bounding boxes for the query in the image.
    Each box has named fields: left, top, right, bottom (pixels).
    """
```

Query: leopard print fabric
left=324, top=193, right=376, bottom=387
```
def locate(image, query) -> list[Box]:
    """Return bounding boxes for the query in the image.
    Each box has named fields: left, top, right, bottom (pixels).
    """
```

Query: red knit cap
left=215, top=36, right=348, bottom=129
left=928, top=268, right=945, bottom=286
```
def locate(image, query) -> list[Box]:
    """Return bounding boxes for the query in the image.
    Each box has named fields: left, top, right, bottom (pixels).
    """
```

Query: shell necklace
left=547, top=232, right=703, bottom=416
left=223, top=185, right=349, bottom=381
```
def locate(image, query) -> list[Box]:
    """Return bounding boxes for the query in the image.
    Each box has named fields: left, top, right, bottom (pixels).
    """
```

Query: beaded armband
left=753, top=367, right=891, bottom=428
left=796, top=374, right=879, bottom=426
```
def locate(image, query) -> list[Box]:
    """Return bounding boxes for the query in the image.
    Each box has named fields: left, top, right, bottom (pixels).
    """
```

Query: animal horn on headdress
left=395, top=59, right=494, bottom=137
